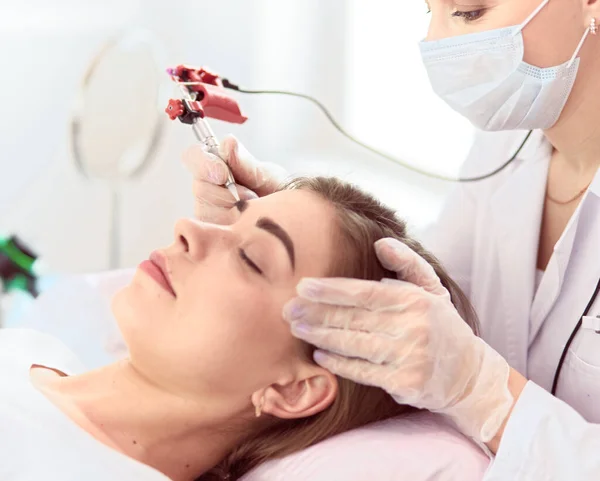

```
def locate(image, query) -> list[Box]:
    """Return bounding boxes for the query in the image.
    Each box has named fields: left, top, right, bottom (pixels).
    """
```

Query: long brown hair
left=201, top=177, right=478, bottom=480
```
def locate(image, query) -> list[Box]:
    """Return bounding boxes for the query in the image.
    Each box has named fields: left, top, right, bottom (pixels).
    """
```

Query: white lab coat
left=421, top=129, right=600, bottom=480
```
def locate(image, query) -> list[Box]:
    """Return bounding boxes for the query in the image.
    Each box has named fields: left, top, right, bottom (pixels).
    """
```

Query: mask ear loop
left=512, top=0, right=593, bottom=69
left=514, top=0, right=551, bottom=35
left=567, top=18, right=595, bottom=68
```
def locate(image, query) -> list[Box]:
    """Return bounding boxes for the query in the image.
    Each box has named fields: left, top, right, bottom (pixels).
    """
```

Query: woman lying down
left=0, top=177, right=479, bottom=481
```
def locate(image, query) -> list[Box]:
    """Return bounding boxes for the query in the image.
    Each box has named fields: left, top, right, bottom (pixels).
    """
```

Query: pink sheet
left=243, top=411, right=490, bottom=480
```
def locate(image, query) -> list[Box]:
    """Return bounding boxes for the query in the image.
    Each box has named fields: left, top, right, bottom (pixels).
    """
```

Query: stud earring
left=591, top=18, right=598, bottom=35
left=254, top=396, right=265, bottom=418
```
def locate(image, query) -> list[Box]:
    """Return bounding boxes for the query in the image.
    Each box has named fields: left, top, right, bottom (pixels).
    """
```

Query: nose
left=173, top=218, right=236, bottom=260
left=426, top=12, right=445, bottom=42
left=424, top=4, right=456, bottom=42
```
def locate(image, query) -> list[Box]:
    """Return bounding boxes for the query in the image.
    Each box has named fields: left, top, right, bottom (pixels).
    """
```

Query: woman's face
left=425, top=0, right=587, bottom=68
left=112, top=189, right=336, bottom=404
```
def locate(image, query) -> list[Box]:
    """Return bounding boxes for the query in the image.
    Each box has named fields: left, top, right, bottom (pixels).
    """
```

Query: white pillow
left=17, top=269, right=134, bottom=368
left=22, top=271, right=490, bottom=480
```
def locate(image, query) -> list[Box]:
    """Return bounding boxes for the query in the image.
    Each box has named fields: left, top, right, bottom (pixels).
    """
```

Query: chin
left=111, top=285, right=145, bottom=343
left=111, top=285, right=131, bottom=318
left=111, top=283, right=170, bottom=350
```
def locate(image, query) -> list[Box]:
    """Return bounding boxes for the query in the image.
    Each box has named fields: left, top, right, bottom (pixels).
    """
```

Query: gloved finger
left=283, top=297, right=418, bottom=336
left=315, top=350, right=431, bottom=405
left=375, top=238, right=447, bottom=296
left=295, top=277, right=421, bottom=310
left=220, top=136, right=282, bottom=196
left=312, top=350, right=423, bottom=399
left=182, top=144, right=230, bottom=184
left=192, top=181, right=248, bottom=224
left=231, top=183, right=260, bottom=201
left=193, top=203, right=234, bottom=225
left=290, top=322, right=416, bottom=365
left=193, top=179, right=258, bottom=207
left=193, top=180, right=232, bottom=205
left=313, top=350, right=390, bottom=387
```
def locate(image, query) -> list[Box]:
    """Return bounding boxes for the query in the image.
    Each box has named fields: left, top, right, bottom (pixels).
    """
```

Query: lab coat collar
left=549, top=165, right=600, bottom=281
left=529, top=165, right=600, bottom=344
left=521, top=130, right=549, bottom=160
left=489, top=130, right=551, bottom=375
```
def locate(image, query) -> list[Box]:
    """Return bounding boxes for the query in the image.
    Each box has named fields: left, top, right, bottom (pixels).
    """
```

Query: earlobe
left=254, top=394, right=265, bottom=418
left=586, top=0, right=600, bottom=26
left=261, top=370, right=338, bottom=420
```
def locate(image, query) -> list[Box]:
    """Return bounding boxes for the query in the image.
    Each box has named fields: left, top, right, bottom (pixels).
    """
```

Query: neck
left=45, top=361, right=252, bottom=481
left=544, top=49, right=600, bottom=175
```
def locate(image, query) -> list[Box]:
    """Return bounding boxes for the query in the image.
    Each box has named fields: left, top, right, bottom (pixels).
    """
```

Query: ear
left=252, top=366, right=338, bottom=420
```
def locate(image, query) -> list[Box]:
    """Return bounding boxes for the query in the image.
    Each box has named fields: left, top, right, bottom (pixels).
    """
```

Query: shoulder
left=0, top=331, right=84, bottom=472
left=460, top=129, right=547, bottom=198
left=243, top=412, right=489, bottom=481
left=461, top=130, right=533, bottom=175
left=0, top=328, right=86, bottom=375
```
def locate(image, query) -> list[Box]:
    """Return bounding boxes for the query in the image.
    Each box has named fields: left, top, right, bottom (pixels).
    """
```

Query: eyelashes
left=425, top=6, right=486, bottom=23
left=239, top=248, right=263, bottom=275
left=451, top=9, right=486, bottom=22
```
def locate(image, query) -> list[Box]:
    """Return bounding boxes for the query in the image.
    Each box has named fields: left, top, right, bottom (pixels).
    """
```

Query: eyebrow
left=235, top=200, right=296, bottom=270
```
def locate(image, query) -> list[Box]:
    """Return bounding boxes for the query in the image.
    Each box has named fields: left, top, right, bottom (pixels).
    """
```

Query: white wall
left=1, top=0, right=353, bottom=273
left=0, top=0, right=150, bottom=271
left=1, top=0, right=474, bottom=275
left=345, top=0, right=476, bottom=177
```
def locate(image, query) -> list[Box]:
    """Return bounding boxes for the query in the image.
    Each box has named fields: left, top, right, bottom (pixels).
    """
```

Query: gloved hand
left=182, top=135, right=288, bottom=223
left=283, top=237, right=514, bottom=444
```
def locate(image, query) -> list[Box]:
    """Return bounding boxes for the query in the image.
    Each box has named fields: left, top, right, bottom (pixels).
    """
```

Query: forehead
left=245, top=190, right=337, bottom=278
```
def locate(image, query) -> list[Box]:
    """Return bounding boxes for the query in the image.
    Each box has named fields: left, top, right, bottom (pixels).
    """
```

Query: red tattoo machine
left=165, top=65, right=248, bottom=201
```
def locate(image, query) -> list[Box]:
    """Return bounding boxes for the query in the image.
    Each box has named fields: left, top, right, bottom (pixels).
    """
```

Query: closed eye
left=239, top=248, right=263, bottom=275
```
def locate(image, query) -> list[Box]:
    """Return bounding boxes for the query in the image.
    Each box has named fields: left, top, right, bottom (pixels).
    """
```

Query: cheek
left=522, top=9, right=583, bottom=67
left=171, top=269, right=299, bottom=391
left=111, top=273, right=173, bottom=345
left=184, top=280, right=294, bottom=359
left=114, top=258, right=300, bottom=395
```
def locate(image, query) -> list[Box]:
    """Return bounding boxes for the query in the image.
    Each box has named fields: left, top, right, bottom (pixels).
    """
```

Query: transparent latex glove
left=182, top=135, right=288, bottom=224
left=283, top=237, right=513, bottom=443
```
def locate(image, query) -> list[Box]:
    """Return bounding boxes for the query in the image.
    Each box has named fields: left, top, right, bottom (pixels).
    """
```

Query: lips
left=148, top=250, right=176, bottom=297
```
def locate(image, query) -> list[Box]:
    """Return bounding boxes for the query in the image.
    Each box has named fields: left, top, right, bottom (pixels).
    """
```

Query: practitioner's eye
left=451, top=9, right=486, bottom=23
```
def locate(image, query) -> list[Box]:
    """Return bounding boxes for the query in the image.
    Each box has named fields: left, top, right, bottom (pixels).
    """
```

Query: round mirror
left=70, top=29, right=167, bottom=268
left=71, top=29, right=166, bottom=181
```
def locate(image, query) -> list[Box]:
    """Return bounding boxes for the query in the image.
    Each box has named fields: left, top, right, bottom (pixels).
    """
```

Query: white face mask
left=419, top=0, right=590, bottom=131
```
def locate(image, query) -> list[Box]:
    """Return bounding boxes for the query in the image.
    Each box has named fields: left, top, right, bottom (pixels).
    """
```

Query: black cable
left=222, top=79, right=532, bottom=183
left=551, top=277, right=600, bottom=395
